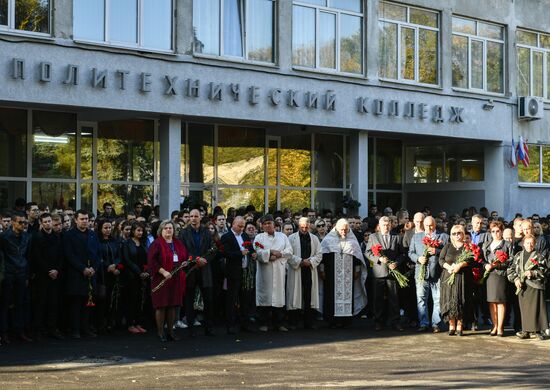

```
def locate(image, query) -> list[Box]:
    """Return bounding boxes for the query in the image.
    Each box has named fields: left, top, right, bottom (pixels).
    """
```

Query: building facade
left=1, top=0, right=550, bottom=219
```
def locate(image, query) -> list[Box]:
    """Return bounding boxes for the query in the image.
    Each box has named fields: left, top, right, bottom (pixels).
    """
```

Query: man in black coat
left=220, top=216, right=255, bottom=334
left=62, top=210, right=100, bottom=338
left=0, top=211, right=31, bottom=343
left=29, top=213, right=64, bottom=339
left=178, top=209, right=216, bottom=336
left=365, top=216, right=407, bottom=331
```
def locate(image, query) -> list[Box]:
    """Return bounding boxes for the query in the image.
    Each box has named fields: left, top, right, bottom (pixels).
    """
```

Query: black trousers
left=373, top=277, right=400, bottom=325
left=288, top=269, right=315, bottom=327
left=68, top=295, right=91, bottom=335
left=0, top=272, right=28, bottom=333
left=258, top=306, right=284, bottom=328
left=185, top=270, right=213, bottom=331
left=225, top=277, right=241, bottom=329
left=31, top=277, right=60, bottom=333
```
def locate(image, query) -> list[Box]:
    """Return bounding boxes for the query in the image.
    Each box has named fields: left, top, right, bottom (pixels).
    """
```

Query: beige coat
left=286, top=232, right=323, bottom=310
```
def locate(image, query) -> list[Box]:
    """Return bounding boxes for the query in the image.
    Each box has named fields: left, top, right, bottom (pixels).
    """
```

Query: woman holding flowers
left=481, top=221, right=513, bottom=337
left=439, top=224, right=475, bottom=336
left=148, top=220, right=188, bottom=342
left=507, top=235, right=548, bottom=340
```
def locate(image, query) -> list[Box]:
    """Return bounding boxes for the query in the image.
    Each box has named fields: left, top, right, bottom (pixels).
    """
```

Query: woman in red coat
left=148, top=220, right=187, bottom=342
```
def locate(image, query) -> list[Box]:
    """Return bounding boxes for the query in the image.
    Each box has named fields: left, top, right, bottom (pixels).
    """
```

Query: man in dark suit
left=29, top=213, right=64, bottom=339
left=365, top=216, right=406, bottom=331
left=62, top=209, right=100, bottom=339
left=220, top=216, right=255, bottom=334
left=178, top=209, right=216, bottom=336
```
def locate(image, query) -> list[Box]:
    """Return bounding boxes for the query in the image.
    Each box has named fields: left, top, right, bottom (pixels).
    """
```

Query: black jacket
left=62, top=228, right=101, bottom=296
left=178, top=225, right=215, bottom=287
left=29, top=229, right=63, bottom=279
left=220, top=230, right=252, bottom=280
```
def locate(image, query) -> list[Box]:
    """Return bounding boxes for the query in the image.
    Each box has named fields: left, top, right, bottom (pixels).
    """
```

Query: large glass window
left=518, top=144, right=550, bottom=184
left=292, top=0, right=363, bottom=74
left=451, top=17, right=505, bottom=94
left=314, top=134, right=344, bottom=188
left=193, top=0, right=275, bottom=63
left=379, top=1, right=439, bottom=85
left=97, top=184, right=153, bottom=216
left=73, top=0, right=173, bottom=51
left=97, top=120, right=154, bottom=182
left=0, top=181, right=26, bottom=210
left=32, top=182, right=76, bottom=211
left=217, top=126, right=265, bottom=186
left=376, top=139, right=402, bottom=190
left=0, top=108, right=27, bottom=177
left=516, top=29, right=550, bottom=99
left=0, top=0, right=50, bottom=34
left=406, top=144, right=484, bottom=183
left=32, top=111, right=77, bottom=179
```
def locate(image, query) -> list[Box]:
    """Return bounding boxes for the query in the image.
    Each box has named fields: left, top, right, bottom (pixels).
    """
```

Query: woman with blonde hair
left=439, top=224, right=474, bottom=336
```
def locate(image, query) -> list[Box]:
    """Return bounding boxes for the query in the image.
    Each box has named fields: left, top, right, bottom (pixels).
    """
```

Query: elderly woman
left=507, top=235, right=548, bottom=340
left=147, top=220, right=188, bottom=342
left=314, top=219, right=328, bottom=240
left=321, top=218, right=367, bottom=328
left=439, top=224, right=474, bottom=336
left=482, top=221, right=513, bottom=336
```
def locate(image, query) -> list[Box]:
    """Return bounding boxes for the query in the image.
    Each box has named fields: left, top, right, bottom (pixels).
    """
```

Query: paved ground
left=0, top=320, right=549, bottom=389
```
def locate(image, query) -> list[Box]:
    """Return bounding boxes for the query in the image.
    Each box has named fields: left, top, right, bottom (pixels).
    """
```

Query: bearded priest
left=320, top=218, right=368, bottom=328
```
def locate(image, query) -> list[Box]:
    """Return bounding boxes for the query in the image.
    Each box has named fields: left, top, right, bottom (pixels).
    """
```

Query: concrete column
left=278, top=0, right=292, bottom=71
left=349, top=131, right=369, bottom=217
left=176, top=0, right=194, bottom=54
left=53, top=0, right=72, bottom=39
left=484, top=143, right=505, bottom=217
left=159, top=116, right=182, bottom=220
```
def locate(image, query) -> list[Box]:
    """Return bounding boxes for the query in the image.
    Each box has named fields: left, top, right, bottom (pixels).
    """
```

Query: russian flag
left=518, top=136, right=530, bottom=167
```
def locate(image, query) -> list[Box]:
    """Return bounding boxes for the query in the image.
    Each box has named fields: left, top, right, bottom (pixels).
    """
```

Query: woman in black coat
left=121, top=222, right=150, bottom=334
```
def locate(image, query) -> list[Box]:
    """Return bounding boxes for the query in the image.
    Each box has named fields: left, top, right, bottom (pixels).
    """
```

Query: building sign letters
left=9, top=58, right=465, bottom=124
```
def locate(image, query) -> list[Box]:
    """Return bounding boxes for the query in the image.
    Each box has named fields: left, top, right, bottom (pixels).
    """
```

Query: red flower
left=472, top=267, right=483, bottom=282
left=116, top=263, right=125, bottom=271
left=371, top=243, right=383, bottom=257
left=242, top=241, right=252, bottom=249
left=495, top=250, right=508, bottom=263
left=422, top=236, right=433, bottom=246
left=530, top=258, right=540, bottom=266
left=254, top=241, right=265, bottom=249
left=215, top=241, right=225, bottom=252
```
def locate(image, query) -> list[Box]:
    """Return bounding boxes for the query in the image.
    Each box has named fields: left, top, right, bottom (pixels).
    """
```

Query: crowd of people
left=0, top=199, right=549, bottom=345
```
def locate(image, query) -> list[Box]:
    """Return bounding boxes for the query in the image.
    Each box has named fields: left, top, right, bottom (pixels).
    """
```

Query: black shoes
left=417, top=326, right=428, bottom=332
left=448, top=329, right=456, bottom=336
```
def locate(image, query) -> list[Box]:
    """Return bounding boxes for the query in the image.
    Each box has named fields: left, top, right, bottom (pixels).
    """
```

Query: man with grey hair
left=320, top=218, right=367, bottom=328
left=409, top=216, right=448, bottom=332
left=365, top=216, right=406, bottom=331
left=254, top=215, right=293, bottom=332
left=286, top=217, right=322, bottom=329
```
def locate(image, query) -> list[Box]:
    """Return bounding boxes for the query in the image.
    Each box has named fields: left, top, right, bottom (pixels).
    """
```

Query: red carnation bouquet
left=417, top=236, right=443, bottom=283
left=515, top=257, right=540, bottom=295
left=254, top=241, right=265, bottom=250
left=371, top=243, right=409, bottom=288
left=446, top=242, right=482, bottom=286
left=242, top=241, right=252, bottom=250
left=480, top=250, right=508, bottom=283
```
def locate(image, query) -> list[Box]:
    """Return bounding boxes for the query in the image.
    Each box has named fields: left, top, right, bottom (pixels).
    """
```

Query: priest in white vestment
left=286, top=217, right=323, bottom=329
left=320, top=218, right=368, bottom=328
left=253, top=214, right=293, bottom=332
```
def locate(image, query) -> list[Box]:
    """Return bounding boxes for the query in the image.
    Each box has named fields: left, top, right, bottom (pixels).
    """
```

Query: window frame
left=378, top=1, right=440, bottom=87
left=192, top=0, right=277, bottom=66
left=0, top=0, right=51, bottom=37
left=451, top=16, right=506, bottom=96
left=292, top=0, right=364, bottom=76
left=73, top=0, right=175, bottom=53
left=516, top=29, right=550, bottom=101
left=517, top=143, right=550, bottom=186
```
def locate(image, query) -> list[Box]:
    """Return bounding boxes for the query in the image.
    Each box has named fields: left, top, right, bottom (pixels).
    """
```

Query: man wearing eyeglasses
left=0, top=212, right=32, bottom=343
